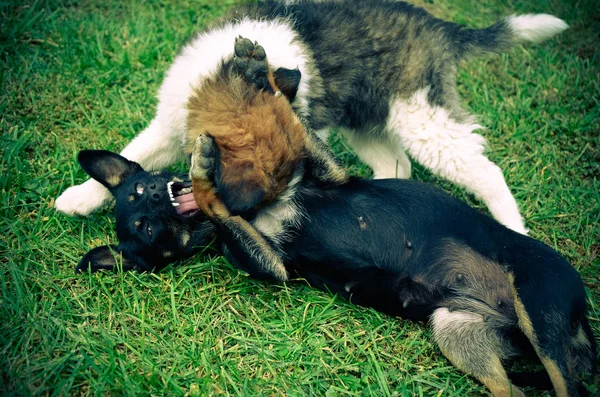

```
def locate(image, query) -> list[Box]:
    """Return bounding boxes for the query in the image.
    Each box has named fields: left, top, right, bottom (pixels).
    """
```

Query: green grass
left=1, top=0, right=599, bottom=395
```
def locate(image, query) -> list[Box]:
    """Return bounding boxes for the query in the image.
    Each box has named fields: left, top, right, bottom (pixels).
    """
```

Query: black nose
left=147, top=183, right=163, bottom=203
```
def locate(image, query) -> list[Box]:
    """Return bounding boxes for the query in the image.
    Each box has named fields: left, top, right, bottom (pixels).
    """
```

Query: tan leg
left=430, top=308, right=524, bottom=397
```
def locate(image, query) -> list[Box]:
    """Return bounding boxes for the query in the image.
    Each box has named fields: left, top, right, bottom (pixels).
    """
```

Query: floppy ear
left=273, top=68, right=301, bottom=102
left=75, top=245, right=137, bottom=273
left=78, top=150, right=143, bottom=190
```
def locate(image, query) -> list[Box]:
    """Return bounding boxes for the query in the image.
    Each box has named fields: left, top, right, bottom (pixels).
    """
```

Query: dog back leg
left=431, top=307, right=525, bottom=397
left=190, top=134, right=288, bottom=281
left=302, top=129, right=349, bottom=184
left=509, top=275, right=592, bottom=396
left=386, top=91, right=527, bottom=234
left=341, top=128, right=412, bottom=179
left=234, top=36, right=348, bottom=186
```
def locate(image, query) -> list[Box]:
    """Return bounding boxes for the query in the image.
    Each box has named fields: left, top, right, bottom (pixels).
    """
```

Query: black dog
left=76, top=146, right=595, bottom=397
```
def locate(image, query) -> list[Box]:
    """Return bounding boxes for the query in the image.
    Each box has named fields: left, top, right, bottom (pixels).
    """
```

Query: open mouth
left=166, top=180, right=200, bottom=217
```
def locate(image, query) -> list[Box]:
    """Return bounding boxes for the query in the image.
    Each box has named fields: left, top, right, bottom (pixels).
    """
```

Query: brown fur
left=432, top=239, right=515, bottom=317
left=191, top=178, right=230, bottom=219
left=186, top=70, right=307, bottom=209
left=189, top=133, right=290, bottom=281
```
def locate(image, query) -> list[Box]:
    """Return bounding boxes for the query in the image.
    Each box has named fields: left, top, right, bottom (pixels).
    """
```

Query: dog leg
left=387, top=90, right=527, bottom=234
left=190, top=134, right=288, bottom=281
left=431, top=308, right=525, bottom=397
left=56, top=118, right=182, bottom=216
left=234, top=36, right=280, bottom=94
left=342, top=128, right=412, bottom=179
left=302, top=129, right=349, bottom=184
left=509, top=274, right=591, bottom=397
left=75, top=245, right=142, bottom=273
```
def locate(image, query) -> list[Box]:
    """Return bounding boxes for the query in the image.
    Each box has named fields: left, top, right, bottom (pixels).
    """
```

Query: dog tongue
left=174, top=193, right=199, bottom=215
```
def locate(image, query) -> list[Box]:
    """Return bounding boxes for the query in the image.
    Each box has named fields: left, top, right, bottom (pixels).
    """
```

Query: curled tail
left=453, top=14, right=568, bottom=58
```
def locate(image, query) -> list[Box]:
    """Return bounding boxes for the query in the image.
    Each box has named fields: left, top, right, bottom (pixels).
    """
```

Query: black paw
left=190, top=134, right=216, bottom=182
left=234, top=36, right=270, bottom=89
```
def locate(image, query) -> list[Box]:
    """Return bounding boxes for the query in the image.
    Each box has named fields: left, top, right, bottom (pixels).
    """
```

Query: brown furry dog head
left=186, top=69, right=305, bottom=213
left=185, top=37, right=306, bottom=214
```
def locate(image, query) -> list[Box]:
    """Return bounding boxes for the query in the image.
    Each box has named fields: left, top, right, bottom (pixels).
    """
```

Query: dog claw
left=234, top=36, right=255, bottom=57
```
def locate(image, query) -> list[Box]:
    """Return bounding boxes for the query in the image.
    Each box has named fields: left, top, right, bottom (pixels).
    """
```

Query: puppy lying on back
left=75, top=141, right=596, bottom=397
left=75, top=41, right=595, bottom=397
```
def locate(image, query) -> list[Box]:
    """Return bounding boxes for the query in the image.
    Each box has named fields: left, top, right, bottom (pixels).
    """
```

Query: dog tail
left=453, top=14, right=568, bottom=58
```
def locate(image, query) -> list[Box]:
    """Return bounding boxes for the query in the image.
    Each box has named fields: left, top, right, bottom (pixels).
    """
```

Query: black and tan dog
left=77, top=142, right=595, bottom=397
left=76, top=43, right=596, bottom=396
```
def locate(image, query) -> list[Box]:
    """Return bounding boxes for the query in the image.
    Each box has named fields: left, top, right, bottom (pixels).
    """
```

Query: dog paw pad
left=190, top=134, right=216, bottom=181
left=234, top=36, right=269, bottom=83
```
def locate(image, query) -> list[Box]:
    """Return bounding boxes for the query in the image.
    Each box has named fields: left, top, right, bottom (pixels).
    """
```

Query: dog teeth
left=180, top=187, right=192, bottom=194
left=172, top=202, right=180, bottom=207
left=167, top=181, right=175, bottom=201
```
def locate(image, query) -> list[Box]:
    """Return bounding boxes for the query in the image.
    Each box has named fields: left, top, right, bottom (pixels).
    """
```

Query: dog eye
left=135, top=183, right=144, bottom=195
left=146, top=223, right=152, bottom=238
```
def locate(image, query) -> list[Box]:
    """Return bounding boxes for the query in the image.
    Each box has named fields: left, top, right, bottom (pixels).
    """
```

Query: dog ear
left=75, top=244, right=138, bottom=273
left=273, top=68, right=302, bottom=102
left=78, top=150, right=143, bottom=190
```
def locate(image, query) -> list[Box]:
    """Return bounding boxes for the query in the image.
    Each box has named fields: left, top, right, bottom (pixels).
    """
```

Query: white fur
left=386, top=89, right=527, bottom=234
left=430, top=307, right=519, bottom=396
left=313, top=128, right=331, bottom=143
left=55, top=178, right=113, bottom=215
left=56, top=18, right=313, bottom=216
left=431, top=308, right=484, bottom=333
left=507, top=14, right=568, bottom=43
left=341, top=129, right=412, bottom=179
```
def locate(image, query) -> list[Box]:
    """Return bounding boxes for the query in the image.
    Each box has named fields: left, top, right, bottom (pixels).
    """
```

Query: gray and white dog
left=56, top=0, right=567, bottom=234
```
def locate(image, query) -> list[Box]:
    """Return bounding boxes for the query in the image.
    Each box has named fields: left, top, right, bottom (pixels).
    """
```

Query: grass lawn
left=2, top=0, right=599, bottom=395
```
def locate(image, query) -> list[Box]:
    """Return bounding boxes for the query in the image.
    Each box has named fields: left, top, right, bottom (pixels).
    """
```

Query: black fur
left=75, top=150, right=215, bottom=273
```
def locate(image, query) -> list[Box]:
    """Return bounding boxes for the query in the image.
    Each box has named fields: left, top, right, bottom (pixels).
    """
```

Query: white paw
left=506, top=222, right=529, bottom=236
left=373, top=164, right=412, bottom=179
left=499, top=215, right=529, bottom=235
left=373, top=169, right=411, bottom=179
left=55, top=179, right=112, bottom=216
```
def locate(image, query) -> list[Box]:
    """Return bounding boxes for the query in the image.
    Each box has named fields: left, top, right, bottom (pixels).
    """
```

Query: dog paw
left=55, top=179, right=112, bottom=216
left=190, top=134, right=216, bottom=182
left=234, top=36, right=269, bottom=84
left=508, top=223, right=529, bottom=236
left=502, top=217, right=529, bottom=235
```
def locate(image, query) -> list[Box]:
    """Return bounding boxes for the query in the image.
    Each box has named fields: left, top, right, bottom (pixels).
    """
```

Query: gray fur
left=238, top=0, right=518, bottom=127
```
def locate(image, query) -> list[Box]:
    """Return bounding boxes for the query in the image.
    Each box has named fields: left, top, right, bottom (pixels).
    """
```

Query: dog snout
left=147, top=183, right=164, bottom=203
